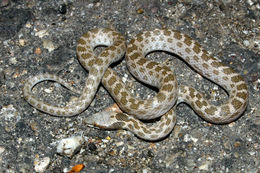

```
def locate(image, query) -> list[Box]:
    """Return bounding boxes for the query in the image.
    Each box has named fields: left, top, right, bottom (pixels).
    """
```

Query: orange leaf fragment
left=67, top=164, right=85, bottom=173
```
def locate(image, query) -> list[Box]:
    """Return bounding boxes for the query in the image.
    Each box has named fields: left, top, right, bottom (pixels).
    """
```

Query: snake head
left=85, top=110, right=125, bottom=130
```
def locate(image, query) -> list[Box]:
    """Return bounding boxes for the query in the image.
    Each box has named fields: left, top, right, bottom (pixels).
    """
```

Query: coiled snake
left=23, top=28, right=248, bottom=141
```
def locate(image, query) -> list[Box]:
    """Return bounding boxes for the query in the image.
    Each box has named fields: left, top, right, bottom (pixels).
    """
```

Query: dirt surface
left=0, top=0, right=259, bottom=172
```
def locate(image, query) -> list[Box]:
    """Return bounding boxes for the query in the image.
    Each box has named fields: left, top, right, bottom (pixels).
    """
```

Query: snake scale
left=23, top=28, right=248, bottom=141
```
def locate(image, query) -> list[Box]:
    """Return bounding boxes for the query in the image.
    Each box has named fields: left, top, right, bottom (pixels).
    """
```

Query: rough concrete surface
left=0, top=0, right=259, bottom=172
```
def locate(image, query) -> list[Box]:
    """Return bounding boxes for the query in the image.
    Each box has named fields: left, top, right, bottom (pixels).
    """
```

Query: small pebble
left=57, top=135, right=85, bottom=157
left=35, top=30, right=49, bottom=38
left=88, top=142, right=97, bottom=151
left=115, top=141, right=124, bottom=147
left=9, top=57, right=17, bottom=65
left=137, top=8, right=144, bottom=14
left=234, top=141, right=241, bottom=148
left=35, top=47, right=42, bottom=55
left=0, top=146, right=5, bottom=155
left=199, top=161, right=210, bottom=171
left=247, top=0, right=254, bottom=6
left=142, top=169, right=148, bottom=173
left=25, top=23, right=32, bottom=28
left=34, top=157, right=50, bottom=173
left=19, top=39, right=26, bottom=46
left=43, top=40, right=55, bottom=52
left=122, top=74, right=128, bottom=83
left=58, top=4, right=67, bottom=14
left=44, top=88, right=53, bottom=94
left=243, top=40, right=250, bottom=47
left=106, top=136, right=111, bottom=140
left=109, top=150, right=117, bottom=156
left=183, top=134, right=198, bottom=143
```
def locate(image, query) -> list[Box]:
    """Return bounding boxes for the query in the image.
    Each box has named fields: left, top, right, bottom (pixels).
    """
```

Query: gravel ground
left=0, top=0, right=259, bottom=172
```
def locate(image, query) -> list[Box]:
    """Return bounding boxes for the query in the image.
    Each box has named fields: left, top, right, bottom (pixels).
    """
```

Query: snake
left=23, top=28, right=248, bottom=141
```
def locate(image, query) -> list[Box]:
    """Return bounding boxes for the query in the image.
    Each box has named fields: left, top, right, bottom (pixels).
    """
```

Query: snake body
left=23, top=28, right=248, bottom=141
left=23, top=28, right=126, bottom=116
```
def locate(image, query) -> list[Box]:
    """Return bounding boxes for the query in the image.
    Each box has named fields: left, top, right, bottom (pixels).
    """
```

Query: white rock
left=19, top=39, right=26, bottom=46
left=43, top=39, right=55, bottom=52
left=35, top=30, right=49, bottom=38
left=142, top=169, right=148, bottom=173
left=44, top=88, right=53, bottom=94
left=34, top=157, right=50, bottom=173
left=9, top=57, right=17, bottom=65
left=0, top=146, right=5, bottom=155
left=247, top=0, right=254, bottom=6
left=243, top=40, right=250, bottom=47
left=199, top=161, right=210, bottom=171
left=115, top=141, right=124, bottom=147
left=122, top=74, right=128, bottom=83
left=183, top=134, right=198, bottom=143
left=56, top=135, right=85, bottom=157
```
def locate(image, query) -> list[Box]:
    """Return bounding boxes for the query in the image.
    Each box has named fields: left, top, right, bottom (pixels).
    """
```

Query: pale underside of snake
left=23, top=28, right=248, bottom=141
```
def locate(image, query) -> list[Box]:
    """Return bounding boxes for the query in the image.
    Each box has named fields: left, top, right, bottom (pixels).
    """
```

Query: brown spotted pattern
left=24, top=28, right=248, bottom=140
left=86, top=29, right=248, bottom=140
left=124, top=29, right=248, bottom=124
left=23, top=28, right=126, bottom=116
